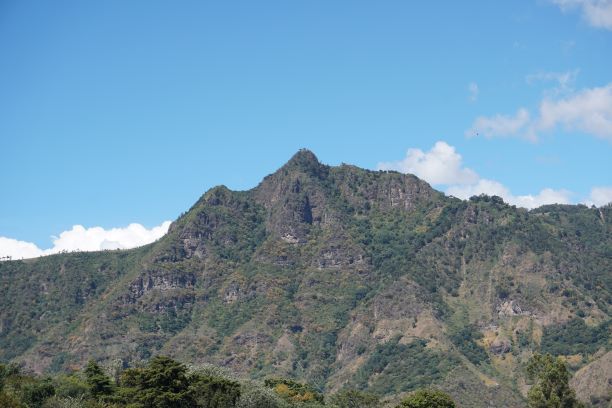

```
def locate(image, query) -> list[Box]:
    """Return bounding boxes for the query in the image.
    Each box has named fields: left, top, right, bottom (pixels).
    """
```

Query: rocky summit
left=1, top=150, right=610, bottom=407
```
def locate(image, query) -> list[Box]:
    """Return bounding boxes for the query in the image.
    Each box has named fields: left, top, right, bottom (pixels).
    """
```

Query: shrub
left=329, top=388, right=379, bottom=408
left=396, top=388, right=455, bottom=408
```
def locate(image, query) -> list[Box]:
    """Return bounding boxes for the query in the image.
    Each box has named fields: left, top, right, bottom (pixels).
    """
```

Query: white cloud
left=447, top=181, right=572, bottom=209
left=379, top=141, right=603, bottom=210
left=467, top=83, right=612, bottom=141
left=526, top=69, right=579, bottom=94
left=377, top=141, right=479, bottom=185
left=0, top=237, right=45, bottom=260
left=446, top=179, right=509, bottom=200
left=551, top=0, right=612, bottom=30
left=468, top=82, right=479, bottom=102
left=584, top=186, right=612, bottom=206
left=511, top=188, right=573, bottom=208
left=0, top=221, right=171, bottom=261
left=465, top=108, right=531, bottom=139
left=537, top=84, right=612, bottom=140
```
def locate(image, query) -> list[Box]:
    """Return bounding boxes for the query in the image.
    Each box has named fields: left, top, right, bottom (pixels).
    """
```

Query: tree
left=236, top=383, right=287, bottom=408
left=396, top=388, right=455, bottom=408
left=0, top=391, right=21, bottom=408
left=189, top=374, right=241, bottom=408
left=84, top=360, right=114, bottom=398
left=0, top=363, right=6, bottom=392
left=265, top=377, right=324, bottom=404
left=21, top=378, right=55, bottom=408
left=0, top=363, right=19, bottom=392
left=526, top=354, right=584, bottom=408
left=120, top=355, right=193, bottom=407
left=329, top=388, right=379, bottom=408
left=53, top=373, right=90, bottom=399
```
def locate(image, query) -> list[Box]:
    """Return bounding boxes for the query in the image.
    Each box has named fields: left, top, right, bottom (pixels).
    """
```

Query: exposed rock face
left=314, top=243, right=365, bottom=269
left=126, top=270, right=196, bottom=303
left=489, top=338, right=512, bottom=355
left=570, top=351, right=612, bottom=407
left=253, top=150, right=328, bottom=243
left=497, top=300, right=530, bottom=317
left=1, top=150, right=610, bottom=408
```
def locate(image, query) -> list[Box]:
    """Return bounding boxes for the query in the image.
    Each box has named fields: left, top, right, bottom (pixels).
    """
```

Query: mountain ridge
left=1, top=150, right=610, bottom=407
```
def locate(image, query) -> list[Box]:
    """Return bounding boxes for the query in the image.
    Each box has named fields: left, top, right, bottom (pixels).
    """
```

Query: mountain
left=1, top=149, right=610, bottom=407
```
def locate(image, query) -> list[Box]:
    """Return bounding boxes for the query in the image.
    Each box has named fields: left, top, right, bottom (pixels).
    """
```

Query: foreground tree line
left=0, top=353, right=583, bottom=408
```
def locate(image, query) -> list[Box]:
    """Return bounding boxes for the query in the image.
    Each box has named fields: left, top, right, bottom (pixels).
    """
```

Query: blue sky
left=1, top=0, right=611, bottom=257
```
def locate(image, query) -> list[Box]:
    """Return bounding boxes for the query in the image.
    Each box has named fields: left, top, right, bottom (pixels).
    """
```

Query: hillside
left=1, top=149, right=610, bottom=407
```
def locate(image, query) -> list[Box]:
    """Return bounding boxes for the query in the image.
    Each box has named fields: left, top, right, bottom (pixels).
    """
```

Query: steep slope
left=1, top=149, right=610, bottom=406
left=570, top=351, right=612, bottom=407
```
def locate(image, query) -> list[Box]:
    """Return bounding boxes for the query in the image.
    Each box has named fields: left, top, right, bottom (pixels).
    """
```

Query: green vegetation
left=540, top=318, right=610, bottom=356
left=0, top=248, right=146, bottom=362
left=354, top=337, right=460, bottom=395
left=328, top=389, right=379, bottom=408
left=0, top=357, right=410, bottom=408
left=119, top=355, right=199, bottom=407
left=264, top=377, right=324, bottom=405
left=84, top=360, right=114, bottom=398
left=526, top=354, right=584, bottom=408
left=448, top=326, right=488, bottom=365
left=396, top=388, right=456, bottom=408
left=0, top=151, right=610, bottom=407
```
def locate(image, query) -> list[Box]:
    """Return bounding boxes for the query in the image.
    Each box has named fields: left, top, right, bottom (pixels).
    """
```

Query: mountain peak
left=286, top=148, right=319, bottom=166
left=276, top=148, right=325, bottom=179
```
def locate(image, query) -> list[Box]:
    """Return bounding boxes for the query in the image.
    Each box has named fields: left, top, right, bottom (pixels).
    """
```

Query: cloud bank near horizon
left=0, top=221, right=171, bottom=261
left=377, top=141, right=612, bottom=209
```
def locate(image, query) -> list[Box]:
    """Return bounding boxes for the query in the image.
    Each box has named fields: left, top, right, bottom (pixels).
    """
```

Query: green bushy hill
left=1, top=150, right=610, bottom=407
